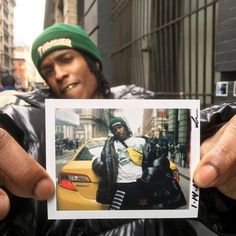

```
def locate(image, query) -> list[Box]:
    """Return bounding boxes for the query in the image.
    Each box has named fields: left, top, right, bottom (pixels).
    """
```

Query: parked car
left=56, top=137, right=180, bottom=210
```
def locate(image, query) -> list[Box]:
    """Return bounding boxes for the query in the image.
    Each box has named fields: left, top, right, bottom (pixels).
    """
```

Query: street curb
left=180, top=173, right=190, bottom=181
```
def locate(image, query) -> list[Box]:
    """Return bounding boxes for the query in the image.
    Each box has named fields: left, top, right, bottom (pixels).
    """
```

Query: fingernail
left=195, top=165, right=218, bottom=187
left=34, top=178, right=55, bottom=200
left=0, top=189, right=10, bottom=220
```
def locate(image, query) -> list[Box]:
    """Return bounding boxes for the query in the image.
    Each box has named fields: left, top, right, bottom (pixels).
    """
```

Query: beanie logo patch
left=37, top=38, right=72, bottom=58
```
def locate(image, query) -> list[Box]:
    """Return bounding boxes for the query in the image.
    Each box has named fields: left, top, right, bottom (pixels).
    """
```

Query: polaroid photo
left=46, top=99, right=200, bottom=219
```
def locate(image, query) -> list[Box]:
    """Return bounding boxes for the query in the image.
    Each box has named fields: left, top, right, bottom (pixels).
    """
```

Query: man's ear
left=96, top=62, right=100, bottom=70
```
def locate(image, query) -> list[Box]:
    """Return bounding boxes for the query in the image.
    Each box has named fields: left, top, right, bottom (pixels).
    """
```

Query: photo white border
left=46, top=99, right=200, bottom=219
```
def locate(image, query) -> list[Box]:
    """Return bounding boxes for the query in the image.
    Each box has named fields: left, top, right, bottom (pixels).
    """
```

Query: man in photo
left=93, top=116, right=147, bottom=210
left=93, top=116, right=186, bottom=210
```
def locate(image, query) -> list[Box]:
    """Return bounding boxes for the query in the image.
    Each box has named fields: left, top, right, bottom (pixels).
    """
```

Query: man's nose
left=54, top=65, right=67, bottom=81
left=116, top=127, right=123, bottom=134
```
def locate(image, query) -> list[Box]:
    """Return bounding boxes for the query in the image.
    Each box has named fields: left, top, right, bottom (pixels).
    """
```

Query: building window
left=215, top=82, right=228, bottom=97
left=4, top=54, right=9, bottom=67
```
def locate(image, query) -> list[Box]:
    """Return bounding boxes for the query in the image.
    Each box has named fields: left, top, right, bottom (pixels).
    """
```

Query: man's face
left=112, top=124, right=129, bottom=141
left=40, top=49, right=101, bottom=99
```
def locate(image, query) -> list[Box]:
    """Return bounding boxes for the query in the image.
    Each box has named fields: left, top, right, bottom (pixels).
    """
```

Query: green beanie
left=109, top=117, right=129, bottom=132
left=31, top=23, right=102, bottom=72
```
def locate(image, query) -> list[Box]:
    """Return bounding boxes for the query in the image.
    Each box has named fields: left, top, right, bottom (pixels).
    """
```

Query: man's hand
left=0, top=128, right=54, bottom=220
left=194, top=115, right=236, bottom=199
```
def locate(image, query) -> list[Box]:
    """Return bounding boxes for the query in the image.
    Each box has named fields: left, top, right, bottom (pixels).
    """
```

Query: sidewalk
left=177, top=165, right=190, bottom=180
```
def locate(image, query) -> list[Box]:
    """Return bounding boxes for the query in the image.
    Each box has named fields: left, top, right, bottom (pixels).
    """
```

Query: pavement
left=177, top=165, right=190, bottom=180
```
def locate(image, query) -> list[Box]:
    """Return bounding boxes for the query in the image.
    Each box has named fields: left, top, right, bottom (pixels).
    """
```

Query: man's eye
left=61, top=56, right=72, bottom=63
left=43, top=68, right=53, bottom=78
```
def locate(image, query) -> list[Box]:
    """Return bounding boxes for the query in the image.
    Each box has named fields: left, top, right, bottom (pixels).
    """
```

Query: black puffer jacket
left=92, top=136, right=118, bottom=205
left=93, top=135, right=186, bottom=209
left=0, top=87, right=236, bottom=236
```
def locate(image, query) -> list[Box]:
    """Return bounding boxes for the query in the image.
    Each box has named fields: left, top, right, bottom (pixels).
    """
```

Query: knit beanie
left=109, top=117, right=131, bottom=134
left=31, top=23, right=102, bottom=72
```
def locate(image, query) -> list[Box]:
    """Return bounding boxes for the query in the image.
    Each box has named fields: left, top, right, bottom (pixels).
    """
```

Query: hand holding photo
left=46, top=99, right=200, bottom=219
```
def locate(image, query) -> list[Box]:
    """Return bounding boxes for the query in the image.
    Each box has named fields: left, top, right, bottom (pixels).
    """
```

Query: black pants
left=109, top=182, right=152, bottom=210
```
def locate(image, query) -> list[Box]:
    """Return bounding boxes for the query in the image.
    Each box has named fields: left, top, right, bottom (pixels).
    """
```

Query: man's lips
left=118, top=132, right=125, bottom=139
left=61, top=82, right=80, bottom=94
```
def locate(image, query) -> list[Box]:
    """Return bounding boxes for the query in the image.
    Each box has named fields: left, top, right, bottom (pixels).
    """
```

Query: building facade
left=43, top=0, right=236, bottom=107
left=110, top=0, right=220, bottom=107
left=55, top=108, right=113, bottom=155
left=0, top=0, right=15, bottom=77
left=13, top=46, right=39, bottom=90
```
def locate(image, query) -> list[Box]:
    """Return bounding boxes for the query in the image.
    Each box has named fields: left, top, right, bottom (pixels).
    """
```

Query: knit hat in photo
left=109, top=117, right=132, bottom=138
left=109, top=117, right=131, bottom=132
left=31, top=23, right=102, bottom=71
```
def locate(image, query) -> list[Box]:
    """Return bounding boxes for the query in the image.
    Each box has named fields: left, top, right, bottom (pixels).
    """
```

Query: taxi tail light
left=58, top=173, right=91, bottom=191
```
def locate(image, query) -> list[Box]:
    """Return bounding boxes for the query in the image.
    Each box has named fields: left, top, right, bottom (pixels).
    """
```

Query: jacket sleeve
left=200, top=102, right=236, bottom=143
left=199, top=102, right=236, bottom=235
left=0, top=104, right=47, bottom=235
left=0, top=111, right=26, bottom=149
left=92, top=156, right=106, bottom=177
left=92, top=138, right=111, bottom=177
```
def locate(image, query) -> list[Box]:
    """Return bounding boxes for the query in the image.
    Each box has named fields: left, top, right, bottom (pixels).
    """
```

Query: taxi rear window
left=74, top=140, right=105, bottom=161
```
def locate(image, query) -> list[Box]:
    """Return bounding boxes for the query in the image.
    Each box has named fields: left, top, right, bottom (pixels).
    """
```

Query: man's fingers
left=0, top=128, right=54, bottom=200
left=34, top=178, right=55, bottom=200
left=195, top=115, right=236, bottom=188
left=0, top=188, right=10, bottom=220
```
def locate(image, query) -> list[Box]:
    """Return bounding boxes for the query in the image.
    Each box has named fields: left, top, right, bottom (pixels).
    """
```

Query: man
left=31, top=23, right=110, bottom=99
left=0, top=75, right=29, bottom=108
left=0, top=23, right=236, bottom=235
left=93, top=117, right=147, bottom=210
left=93, top=117, right=186, bottom=210
left=0, top=74, right=16, bottom=91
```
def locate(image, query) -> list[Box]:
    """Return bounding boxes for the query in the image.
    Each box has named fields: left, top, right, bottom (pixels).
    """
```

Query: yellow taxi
left=56, top=137, right=180, bottom=210
left=57, top=137, right=109, bottom=210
